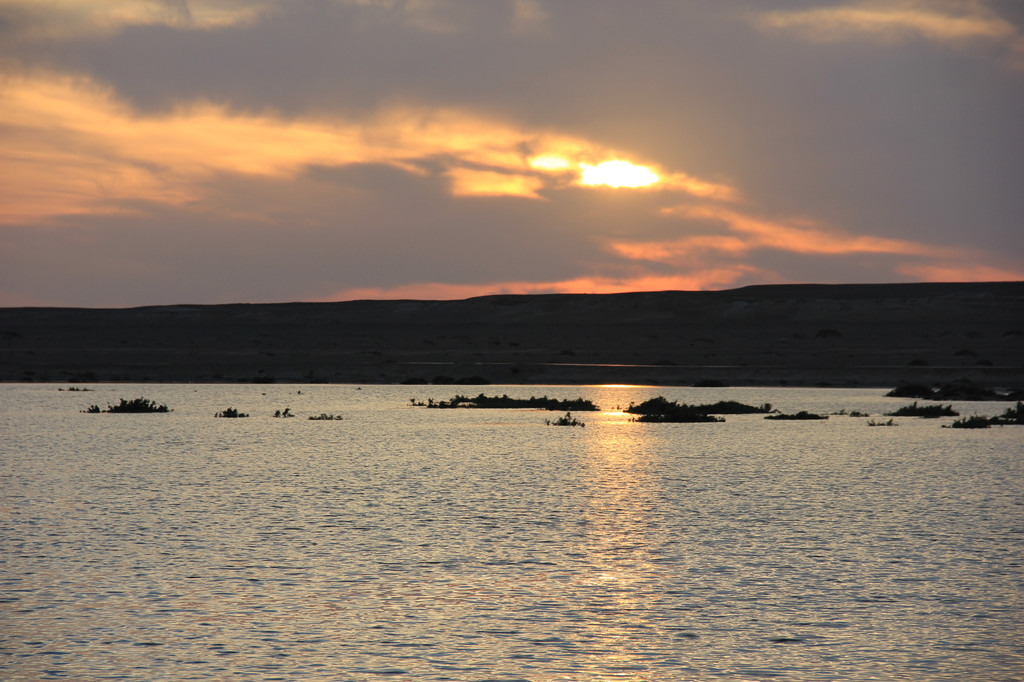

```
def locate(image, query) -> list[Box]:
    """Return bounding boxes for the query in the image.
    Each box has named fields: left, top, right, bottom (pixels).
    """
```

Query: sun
left=579, top=160, right=660, bottom=188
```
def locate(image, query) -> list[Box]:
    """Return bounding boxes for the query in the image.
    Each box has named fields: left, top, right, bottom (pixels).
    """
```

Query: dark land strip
left=2, top=281, right=1022, bottom=389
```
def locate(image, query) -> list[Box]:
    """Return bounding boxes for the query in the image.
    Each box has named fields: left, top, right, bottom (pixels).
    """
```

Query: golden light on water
left=579, top=160, right=660, bottom=188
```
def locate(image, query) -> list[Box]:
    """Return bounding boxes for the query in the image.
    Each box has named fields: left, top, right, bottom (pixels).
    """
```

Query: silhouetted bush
left=991, top=401, right=1024, bottom=425
left=215, top=407, right=249, bottom=418
left=940, top=402, right=1024, bottom=428
left=946, top=415, right=991, bottom=429
left=699, top=400, right=773, bottom=414
left=886, top=402, right=958, bottom=418
left=764, top=411, right=828, bottom=420
left=546, top=412, right=585, bottom=427
left=423, top=393, right=599, bottom=411
left=84, top=397, right=170, bottom=413
left=626, top=397, right=724, bottom=423
left=309, top=413, right=343, bottom=421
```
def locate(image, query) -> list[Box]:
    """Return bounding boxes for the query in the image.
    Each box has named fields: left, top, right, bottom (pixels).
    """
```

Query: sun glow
left=580, top=160, right=660, bottom=188
left=528, top=154, right=572, bottom=171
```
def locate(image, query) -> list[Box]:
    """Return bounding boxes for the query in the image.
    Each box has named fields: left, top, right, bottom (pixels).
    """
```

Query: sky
left=1, top=0, right=1023, bottom=307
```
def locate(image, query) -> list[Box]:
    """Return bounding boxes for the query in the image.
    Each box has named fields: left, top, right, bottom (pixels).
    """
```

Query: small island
left=625, top=397, right=725, bottom=423
left=413, top=393, right=599, bottom=411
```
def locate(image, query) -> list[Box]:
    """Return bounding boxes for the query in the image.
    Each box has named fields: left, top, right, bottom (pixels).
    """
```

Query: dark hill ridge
left=2, top=281, right=1022, bottom=387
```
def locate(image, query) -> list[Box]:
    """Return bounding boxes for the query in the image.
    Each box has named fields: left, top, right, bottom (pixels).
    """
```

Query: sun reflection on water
left=570, top=417, right=682, bottom=675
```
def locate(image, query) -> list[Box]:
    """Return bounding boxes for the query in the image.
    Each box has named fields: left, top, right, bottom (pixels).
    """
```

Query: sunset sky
left=2, top=0, right=1022, bottom=307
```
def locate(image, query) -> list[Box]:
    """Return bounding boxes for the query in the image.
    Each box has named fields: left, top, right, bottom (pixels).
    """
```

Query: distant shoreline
left=3, top=281, right=1022, bottom=389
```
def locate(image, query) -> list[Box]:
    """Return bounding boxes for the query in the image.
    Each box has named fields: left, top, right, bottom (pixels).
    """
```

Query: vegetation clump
left=698, top=400, right=773, bottom=414
left=626, top=397, right=724, bottom=423
left=886, top=402, right=958, bottom=418
left=764, top=411, right=828, bottom=420
left=991, top=401, right=1024, bottom=425
left=945, top=402, right=1024, bottom=428
left=309, top=413, right=343, bottom=421
left=546, top=412, right=585, bottom=427
left=84, top=397, right=170, bottom=413
left=215, top=407, right=249, bottom=418
left=946, top=415, right=992, bottom=429
left=416, top=393, right=599, bottom=411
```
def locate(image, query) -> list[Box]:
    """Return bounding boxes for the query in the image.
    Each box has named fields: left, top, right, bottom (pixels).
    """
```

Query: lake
left=1, top=383, right=1022, bottom=680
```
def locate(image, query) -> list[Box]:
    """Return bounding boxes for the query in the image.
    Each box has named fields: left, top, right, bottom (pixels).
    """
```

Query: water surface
left=2, top=384, right=1022, bottom=680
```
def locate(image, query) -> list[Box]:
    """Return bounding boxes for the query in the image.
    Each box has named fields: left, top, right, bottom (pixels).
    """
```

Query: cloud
left=757, top=1, right=1017, bottom=44
left=598, top=201, right=1019, bottom=301
left=0, top=0, right=269, bottom=42
left=447, top=168, right=545, bottom=199
left=651, top=204, right=959, bottom=259
left=755, top=0, right=1024, bottom=69
left=604, top=202, right=1019, bottom=295
left=512, top=0, right=547, bottom=35
left=318, top=268, right=767, bottom=302
left=0, top=72, right=732, bottom=224
left=897, top=262, right=1024, bottom=282
left=606, top=201, right=975, bottom=274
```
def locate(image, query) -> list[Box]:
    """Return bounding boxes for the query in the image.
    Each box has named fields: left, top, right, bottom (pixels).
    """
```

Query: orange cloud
left=635, top=204, right=960, bottom=260
left=318, top=268, right=763, bottom=301
left=446, top=169, right=544, bottom=199
left=756, top=0, right=1024, bottom=70
left=610, top=203, right=1018, bottom=291
left=0, top=73, right=729, bottom=223
left=757, top=1, right=1017, bottom=44
left=610, top=234, right=750, bottom=263
left=897, top=262, right=1024, bottom=282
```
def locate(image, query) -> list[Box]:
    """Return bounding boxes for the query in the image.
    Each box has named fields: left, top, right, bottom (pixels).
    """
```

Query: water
left=2, top=383, right=1022, bottom=680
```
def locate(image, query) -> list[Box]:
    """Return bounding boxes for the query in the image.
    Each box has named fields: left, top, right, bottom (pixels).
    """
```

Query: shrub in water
left=946, top=415, right=991, bottom=429
left=764, top=411, right=828, bottom=420
left=215, top=407, right=249, bottom=418
left=626, top=397, right=724, bottom=423
left=886, top=402, right=958, bottom=418
left=546, top=412, right=585, bottom=427
left=424, top=393, right=599, bottom=411
left=991, top=401, right=1024, bottom=425
left=84, top=397, right=170, bottom=413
